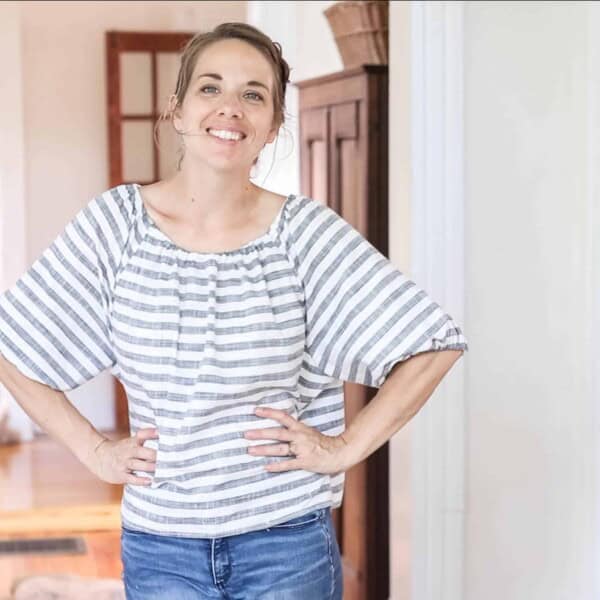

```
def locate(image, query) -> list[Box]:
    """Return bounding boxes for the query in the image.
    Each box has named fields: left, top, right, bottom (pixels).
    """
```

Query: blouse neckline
left=133, top=183, right=293, bottom=258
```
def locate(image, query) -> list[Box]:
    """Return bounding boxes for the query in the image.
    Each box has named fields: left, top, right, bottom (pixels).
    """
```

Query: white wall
left=0, top=2, right=33, bottom=441
left=2, top=1, right=246, bottom=434
left=464, top=2, right=595, bottom=598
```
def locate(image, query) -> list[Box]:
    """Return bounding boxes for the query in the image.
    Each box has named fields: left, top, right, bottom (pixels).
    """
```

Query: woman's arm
left=246, top=349, right=464, bottom=474
left=0, top=353, right=157, bottom=485
left=338, top=349, right=464, bottom=469
left=0, top=353, right=106, bottom=466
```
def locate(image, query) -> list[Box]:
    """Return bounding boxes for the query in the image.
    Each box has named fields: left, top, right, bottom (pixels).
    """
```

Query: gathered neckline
left=132, top=183, right=293, bottom=258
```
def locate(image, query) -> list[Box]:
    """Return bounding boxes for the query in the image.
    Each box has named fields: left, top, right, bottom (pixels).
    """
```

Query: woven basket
left=324, top=1, right=389, bottom=68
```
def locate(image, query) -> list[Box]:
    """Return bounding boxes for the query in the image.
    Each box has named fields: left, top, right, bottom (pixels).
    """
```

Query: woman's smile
left=207, top=129, right=247, bottom=145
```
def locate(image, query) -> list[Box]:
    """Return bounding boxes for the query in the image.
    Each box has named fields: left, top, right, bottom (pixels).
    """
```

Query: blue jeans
left=120, top=507, right=343, bottom=599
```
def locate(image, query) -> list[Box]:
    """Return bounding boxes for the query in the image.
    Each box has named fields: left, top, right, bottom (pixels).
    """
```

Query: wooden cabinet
left=294, top=65, right=389, bottom=600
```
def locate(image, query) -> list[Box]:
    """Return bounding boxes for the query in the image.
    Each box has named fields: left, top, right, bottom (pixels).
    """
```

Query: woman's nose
left=216, top=94, right=243, bottom=118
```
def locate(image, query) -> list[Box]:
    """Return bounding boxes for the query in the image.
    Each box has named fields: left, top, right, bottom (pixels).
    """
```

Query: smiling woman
left=165, top=38, right=280, bottom=173
left=0, top=19, right=466, bottom=600
left=152, top=23, right=289, bottom=178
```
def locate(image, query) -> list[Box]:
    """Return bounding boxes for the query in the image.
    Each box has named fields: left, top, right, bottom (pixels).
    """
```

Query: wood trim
left=294, top=66, right=387, bottom=110
left=293, top=64, right=387, bottom=88
left=121, top=114, right=159, bottom=120
left=106, top=31, right=194, bottom=52
left=106, top=32, right=122, bottom=186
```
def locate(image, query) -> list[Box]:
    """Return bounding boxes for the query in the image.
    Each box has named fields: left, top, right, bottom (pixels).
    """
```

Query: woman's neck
left=165, top=167, right=261, bottom=229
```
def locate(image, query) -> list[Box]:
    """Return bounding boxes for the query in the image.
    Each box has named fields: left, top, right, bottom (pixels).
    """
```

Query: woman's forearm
left=339, top=349, right=464, bottom=469
left=0, top=354, right=107, bottom=470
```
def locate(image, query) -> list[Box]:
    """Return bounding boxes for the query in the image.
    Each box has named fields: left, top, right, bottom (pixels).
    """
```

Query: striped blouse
left=0, top=183, right=467, bottom=538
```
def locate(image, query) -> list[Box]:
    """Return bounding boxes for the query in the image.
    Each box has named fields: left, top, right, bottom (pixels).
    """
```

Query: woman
left=0, top=22, right=467, bottom=599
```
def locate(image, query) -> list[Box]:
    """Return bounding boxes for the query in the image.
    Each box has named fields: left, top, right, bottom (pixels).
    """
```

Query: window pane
left=120, top=52, right=152, bottom=115
left=122, top=120, right=154, bottom=182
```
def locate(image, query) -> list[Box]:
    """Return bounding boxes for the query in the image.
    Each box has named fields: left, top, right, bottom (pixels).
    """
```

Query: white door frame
left=410, top=2, right=466, bottom=599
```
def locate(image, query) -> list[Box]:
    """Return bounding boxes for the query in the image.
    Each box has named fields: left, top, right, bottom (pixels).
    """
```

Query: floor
left=0, top=432, right=124, bottom=597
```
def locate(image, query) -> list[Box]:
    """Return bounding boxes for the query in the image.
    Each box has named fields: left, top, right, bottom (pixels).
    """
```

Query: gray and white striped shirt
left=0, top=183, right=467, bottom=537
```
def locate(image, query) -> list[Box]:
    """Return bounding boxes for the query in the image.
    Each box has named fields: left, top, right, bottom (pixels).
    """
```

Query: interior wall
left=464, top=2, right=595, bottom=598
left=0, top=1, right=32, bottom=441
left=388, top=2, right=413, bottom=599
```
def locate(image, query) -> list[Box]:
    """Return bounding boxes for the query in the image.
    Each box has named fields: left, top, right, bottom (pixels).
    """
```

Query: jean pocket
left=268, top=509, right=325, bottom=530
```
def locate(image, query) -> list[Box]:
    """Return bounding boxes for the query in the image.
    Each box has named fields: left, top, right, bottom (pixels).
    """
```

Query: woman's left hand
left=244, top=406, right=352, bottom=474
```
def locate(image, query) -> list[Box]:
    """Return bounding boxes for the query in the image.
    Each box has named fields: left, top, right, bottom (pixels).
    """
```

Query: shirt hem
left=120, top=499, right=343, bottom=539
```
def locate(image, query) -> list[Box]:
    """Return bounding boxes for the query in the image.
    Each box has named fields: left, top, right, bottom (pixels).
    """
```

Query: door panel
left=106, top=31, right=193, bottom=188
left=300, top=107, right=329, bottom=204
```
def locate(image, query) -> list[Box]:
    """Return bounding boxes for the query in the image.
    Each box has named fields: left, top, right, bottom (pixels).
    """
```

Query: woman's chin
left=186, top=155, right=253, bottom=174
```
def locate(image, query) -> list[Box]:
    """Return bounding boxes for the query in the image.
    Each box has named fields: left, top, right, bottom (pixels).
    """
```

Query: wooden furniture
left=294, top=64, right=389, bottom=600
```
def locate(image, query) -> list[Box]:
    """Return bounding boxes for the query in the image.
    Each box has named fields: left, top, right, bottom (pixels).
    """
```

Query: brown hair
left=154, top=22, right=292, bottom=174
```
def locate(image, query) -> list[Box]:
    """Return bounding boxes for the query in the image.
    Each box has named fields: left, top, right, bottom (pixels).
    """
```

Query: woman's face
left=173, top=38, right=279, bottom=174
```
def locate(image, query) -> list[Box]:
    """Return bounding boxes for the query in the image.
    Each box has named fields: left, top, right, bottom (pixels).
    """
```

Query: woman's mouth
left=206, top=128, right=246, bottom=143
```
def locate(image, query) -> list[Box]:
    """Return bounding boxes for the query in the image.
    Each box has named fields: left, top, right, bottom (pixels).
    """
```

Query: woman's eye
left=199, top=86, right=263, bottom=101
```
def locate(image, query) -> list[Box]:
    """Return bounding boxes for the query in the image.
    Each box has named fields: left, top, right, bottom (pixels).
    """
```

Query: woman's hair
left=154, top=22, right=292, bottom=173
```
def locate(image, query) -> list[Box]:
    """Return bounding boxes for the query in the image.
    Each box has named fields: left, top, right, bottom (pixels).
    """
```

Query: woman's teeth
left=208, top=129, right=245, bottom=141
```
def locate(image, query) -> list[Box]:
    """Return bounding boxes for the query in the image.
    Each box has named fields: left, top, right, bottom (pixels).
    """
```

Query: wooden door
left=296, top=65, right=390, bottom=600
left=105, top=31, right=194, bottom=431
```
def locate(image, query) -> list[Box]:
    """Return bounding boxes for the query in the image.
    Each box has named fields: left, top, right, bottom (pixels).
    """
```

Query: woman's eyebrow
left=195, top=73, right=269, bottom=91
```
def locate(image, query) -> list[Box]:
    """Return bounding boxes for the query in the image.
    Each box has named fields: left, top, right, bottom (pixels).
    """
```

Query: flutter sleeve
left=0, top=189, right=132, bottom=391
left=287, top=197, right=468, bottom=389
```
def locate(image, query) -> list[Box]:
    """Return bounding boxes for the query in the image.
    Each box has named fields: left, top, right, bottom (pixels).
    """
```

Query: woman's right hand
left=91, top=428, right=159, bottom=486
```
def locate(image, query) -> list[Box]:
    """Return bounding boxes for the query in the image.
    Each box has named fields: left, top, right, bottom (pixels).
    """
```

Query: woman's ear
left=265, top=121, right=279, bottom=145
left=168, top=94, right=182, bottom=128
left=168, top=94, right=179, bottom=113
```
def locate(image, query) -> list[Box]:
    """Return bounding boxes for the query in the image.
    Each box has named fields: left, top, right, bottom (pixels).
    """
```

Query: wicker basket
left=324, top=1, right=389, bottom=68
